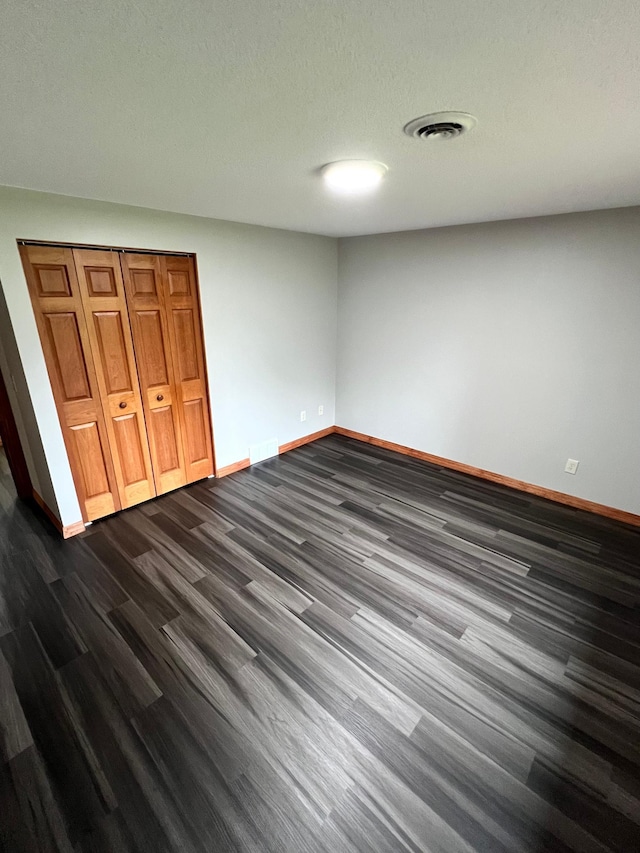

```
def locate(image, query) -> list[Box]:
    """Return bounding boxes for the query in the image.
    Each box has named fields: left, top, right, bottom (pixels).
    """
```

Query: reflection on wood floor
left=1, top=436, right=640, bottom=852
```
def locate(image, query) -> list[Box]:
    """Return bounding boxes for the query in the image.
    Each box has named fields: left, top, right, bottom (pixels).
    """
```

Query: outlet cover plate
left=564, top=458, right=579, bottom=475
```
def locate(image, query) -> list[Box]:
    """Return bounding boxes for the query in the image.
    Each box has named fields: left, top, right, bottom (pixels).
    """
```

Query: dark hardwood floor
left=1, top=436, right=640, bottom=852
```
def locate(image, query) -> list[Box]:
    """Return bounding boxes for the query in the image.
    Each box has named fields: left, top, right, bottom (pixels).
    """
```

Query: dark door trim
left=0, top=366, right=32, bottom=498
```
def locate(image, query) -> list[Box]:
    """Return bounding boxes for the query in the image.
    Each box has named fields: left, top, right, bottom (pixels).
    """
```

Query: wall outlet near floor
left=318, top=404, right=324, bottom=416
left=300, top=410, right=306, bottom=422
left=564, top=458, right=579, bottom=475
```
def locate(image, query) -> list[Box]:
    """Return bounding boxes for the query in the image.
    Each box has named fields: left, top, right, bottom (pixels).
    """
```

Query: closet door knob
left=156, top=394, right=164, bottom=401
left=119, top=402, right=127, bottom=409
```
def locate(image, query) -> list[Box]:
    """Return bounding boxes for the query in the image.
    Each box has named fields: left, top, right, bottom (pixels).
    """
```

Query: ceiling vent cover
left=404, top=111, right=476, bottom=141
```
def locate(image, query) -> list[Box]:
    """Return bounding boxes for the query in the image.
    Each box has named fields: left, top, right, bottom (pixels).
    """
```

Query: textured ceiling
left=2, top=0, right=640, bottom=237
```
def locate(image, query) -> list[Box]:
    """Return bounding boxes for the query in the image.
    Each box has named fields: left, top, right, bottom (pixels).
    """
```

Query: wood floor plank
left=0, top=646, right=33, bottom=761
left=0, top=745, right=75, bottom=853
left=0, top=438, right=639, bottom=851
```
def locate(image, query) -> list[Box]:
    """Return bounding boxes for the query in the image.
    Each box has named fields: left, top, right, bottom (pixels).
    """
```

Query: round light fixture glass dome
left=322, top=160, right=388, bottom=194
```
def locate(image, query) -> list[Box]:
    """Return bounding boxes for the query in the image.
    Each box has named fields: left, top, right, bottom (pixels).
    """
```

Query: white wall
left=337, top=207, right=640, bottom=515
left=0, top=187, right=337, bottom=526
left=0, top=288, right=60, bottom=515
left=4, top=188, right=638, bottom=525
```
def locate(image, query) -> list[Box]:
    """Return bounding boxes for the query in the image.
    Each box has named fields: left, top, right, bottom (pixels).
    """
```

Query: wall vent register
left=403, top=111, right=477, bottom=141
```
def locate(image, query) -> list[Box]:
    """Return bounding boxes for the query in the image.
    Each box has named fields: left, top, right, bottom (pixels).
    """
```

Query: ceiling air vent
left=404, top=112, right=476, bottom=141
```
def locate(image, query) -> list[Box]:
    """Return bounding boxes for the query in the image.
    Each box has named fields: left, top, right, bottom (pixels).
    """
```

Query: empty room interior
left=1, top=1, right=640, bottom=851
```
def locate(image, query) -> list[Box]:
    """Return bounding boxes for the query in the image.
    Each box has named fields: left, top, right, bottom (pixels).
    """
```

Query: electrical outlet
left=318, top=404, right=324, bottom=416
left=300, top=410, right=306, bottom=422
left=564, top=458, right=579, bottom=475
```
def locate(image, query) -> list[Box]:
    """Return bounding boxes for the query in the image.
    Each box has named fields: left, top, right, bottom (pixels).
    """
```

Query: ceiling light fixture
left=321, top=160, right=388, bottom=194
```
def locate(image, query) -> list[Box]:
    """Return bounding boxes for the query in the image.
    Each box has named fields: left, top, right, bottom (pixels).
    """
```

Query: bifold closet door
left=19, top=245, right=120, bottom=521
left=73, top=249, right=156, bottom=508
left=162, top=255, right=214, bottom=483
left=22, top=244, right=213, bottom=524
left=120, top=253, right=188, bottom=494
left=120, top=252, right=214, bottom=488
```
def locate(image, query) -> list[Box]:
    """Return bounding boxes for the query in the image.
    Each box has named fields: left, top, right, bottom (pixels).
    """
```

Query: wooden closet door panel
left=162, top=255, right=214, bottom=483
left=19, top=245, right=119, bottom=522
left=120, top=253, right=187, bottom=494
left=73, top=249, right=155, bottom=508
